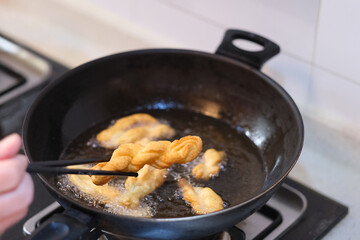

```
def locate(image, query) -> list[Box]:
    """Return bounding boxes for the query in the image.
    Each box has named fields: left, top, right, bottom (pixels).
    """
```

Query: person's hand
left=0, top=134, right=34, bottom=234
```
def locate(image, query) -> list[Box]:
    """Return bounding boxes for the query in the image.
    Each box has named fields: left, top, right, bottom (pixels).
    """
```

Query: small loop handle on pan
left=215, top=29, right=280, bottom=70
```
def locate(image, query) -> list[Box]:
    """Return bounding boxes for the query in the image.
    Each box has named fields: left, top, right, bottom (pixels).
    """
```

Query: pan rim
left=22, top=48, right=304, bottom=223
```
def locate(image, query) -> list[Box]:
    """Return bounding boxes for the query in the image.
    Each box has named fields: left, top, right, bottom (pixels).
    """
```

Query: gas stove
left=0, top=33, right=348, bottom=240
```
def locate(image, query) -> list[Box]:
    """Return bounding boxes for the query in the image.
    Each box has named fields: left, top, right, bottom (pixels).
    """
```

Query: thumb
left=0, top=133, right=22, bottom=160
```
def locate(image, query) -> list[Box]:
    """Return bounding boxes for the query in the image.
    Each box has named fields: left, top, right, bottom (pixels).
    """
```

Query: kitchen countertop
left=1, top=0, right=359, bottom=239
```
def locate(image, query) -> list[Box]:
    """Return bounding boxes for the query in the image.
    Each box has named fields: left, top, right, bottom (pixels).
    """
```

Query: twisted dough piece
left=192, top=149, right=225, bottom=180
left=96, top=113, right=176, bottom=148
left=119, top=165, right=167, bottom=208
left=91, top=136, right=202, bottom=185
left=178, top=179, right=224, bottom=214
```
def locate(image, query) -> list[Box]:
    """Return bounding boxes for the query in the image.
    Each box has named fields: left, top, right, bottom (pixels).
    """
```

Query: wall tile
left=262, top=53, right=312, bottom=110
left=87, top=0, right=226, bottom=52
left=86, top=0, right=136, bottom=22
left=314, top=0, right=360, bottom=84
left=163, top=0, right=320, bottom=62
left=305, top=67, right=360, bottom=134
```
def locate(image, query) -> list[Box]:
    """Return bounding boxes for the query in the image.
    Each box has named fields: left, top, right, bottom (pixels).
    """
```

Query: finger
left=0, top=155, right=28, bottom=194
left=0, top=173, right=34, bottom=219
left=0, top=133, right=22, bottom=160
left=0, top=207, right=28, bottom=235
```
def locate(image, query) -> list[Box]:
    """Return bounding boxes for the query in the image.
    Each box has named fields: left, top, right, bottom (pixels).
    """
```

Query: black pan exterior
left=23, top=49, right=303, bottom=239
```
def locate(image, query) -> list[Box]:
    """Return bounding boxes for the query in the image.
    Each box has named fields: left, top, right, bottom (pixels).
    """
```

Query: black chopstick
left=26, top=157, right=138, bottom=177
left=31, top=158, right=109, bottom=167
left=26, top=165, right=138, bottom=177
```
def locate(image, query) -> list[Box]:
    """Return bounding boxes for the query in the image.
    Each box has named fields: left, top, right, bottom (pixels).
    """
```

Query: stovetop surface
left=0, top=34, right=349, bottom=240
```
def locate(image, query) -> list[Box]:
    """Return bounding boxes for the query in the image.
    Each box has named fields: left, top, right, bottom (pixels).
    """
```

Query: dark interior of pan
left=23, top=49, right=303, bottom=239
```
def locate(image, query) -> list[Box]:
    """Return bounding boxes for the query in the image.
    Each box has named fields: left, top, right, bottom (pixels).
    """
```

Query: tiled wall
left=86, top=0, right=360, bottom=137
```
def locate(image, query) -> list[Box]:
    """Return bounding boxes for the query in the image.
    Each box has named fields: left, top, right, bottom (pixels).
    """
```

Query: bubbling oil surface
left=58, top=109, right=267, bottom=218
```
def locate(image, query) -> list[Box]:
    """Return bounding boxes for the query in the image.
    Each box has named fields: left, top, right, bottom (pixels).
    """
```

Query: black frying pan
left=23, top=29, right=304, bottom=239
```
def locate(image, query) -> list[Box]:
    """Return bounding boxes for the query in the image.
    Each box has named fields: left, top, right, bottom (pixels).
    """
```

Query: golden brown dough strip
left=192, top=149, right=225, bottom=180
left=119, top=165, right=167, bottom=208
left=178, top=179, right=224, bottom=214
left=96, top=113, right=175, bottom=148
left=67, top=165, right=153, bottom=217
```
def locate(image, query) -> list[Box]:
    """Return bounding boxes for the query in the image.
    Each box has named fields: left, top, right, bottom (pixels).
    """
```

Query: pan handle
left=26, top=208, right=100, bottom=240
left=215, top=29, right=280, bottom=70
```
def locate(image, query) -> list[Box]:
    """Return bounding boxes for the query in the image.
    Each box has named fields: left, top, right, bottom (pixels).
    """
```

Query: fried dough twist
left=192, top=149, right=225, bottom=180
left=97, top=113, right=176, bottom=148
left=91, top=136, right=202, bottom=185
left=119, top=165, right=167, bottom=208
left=178, top=179, right=224, bottom=214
